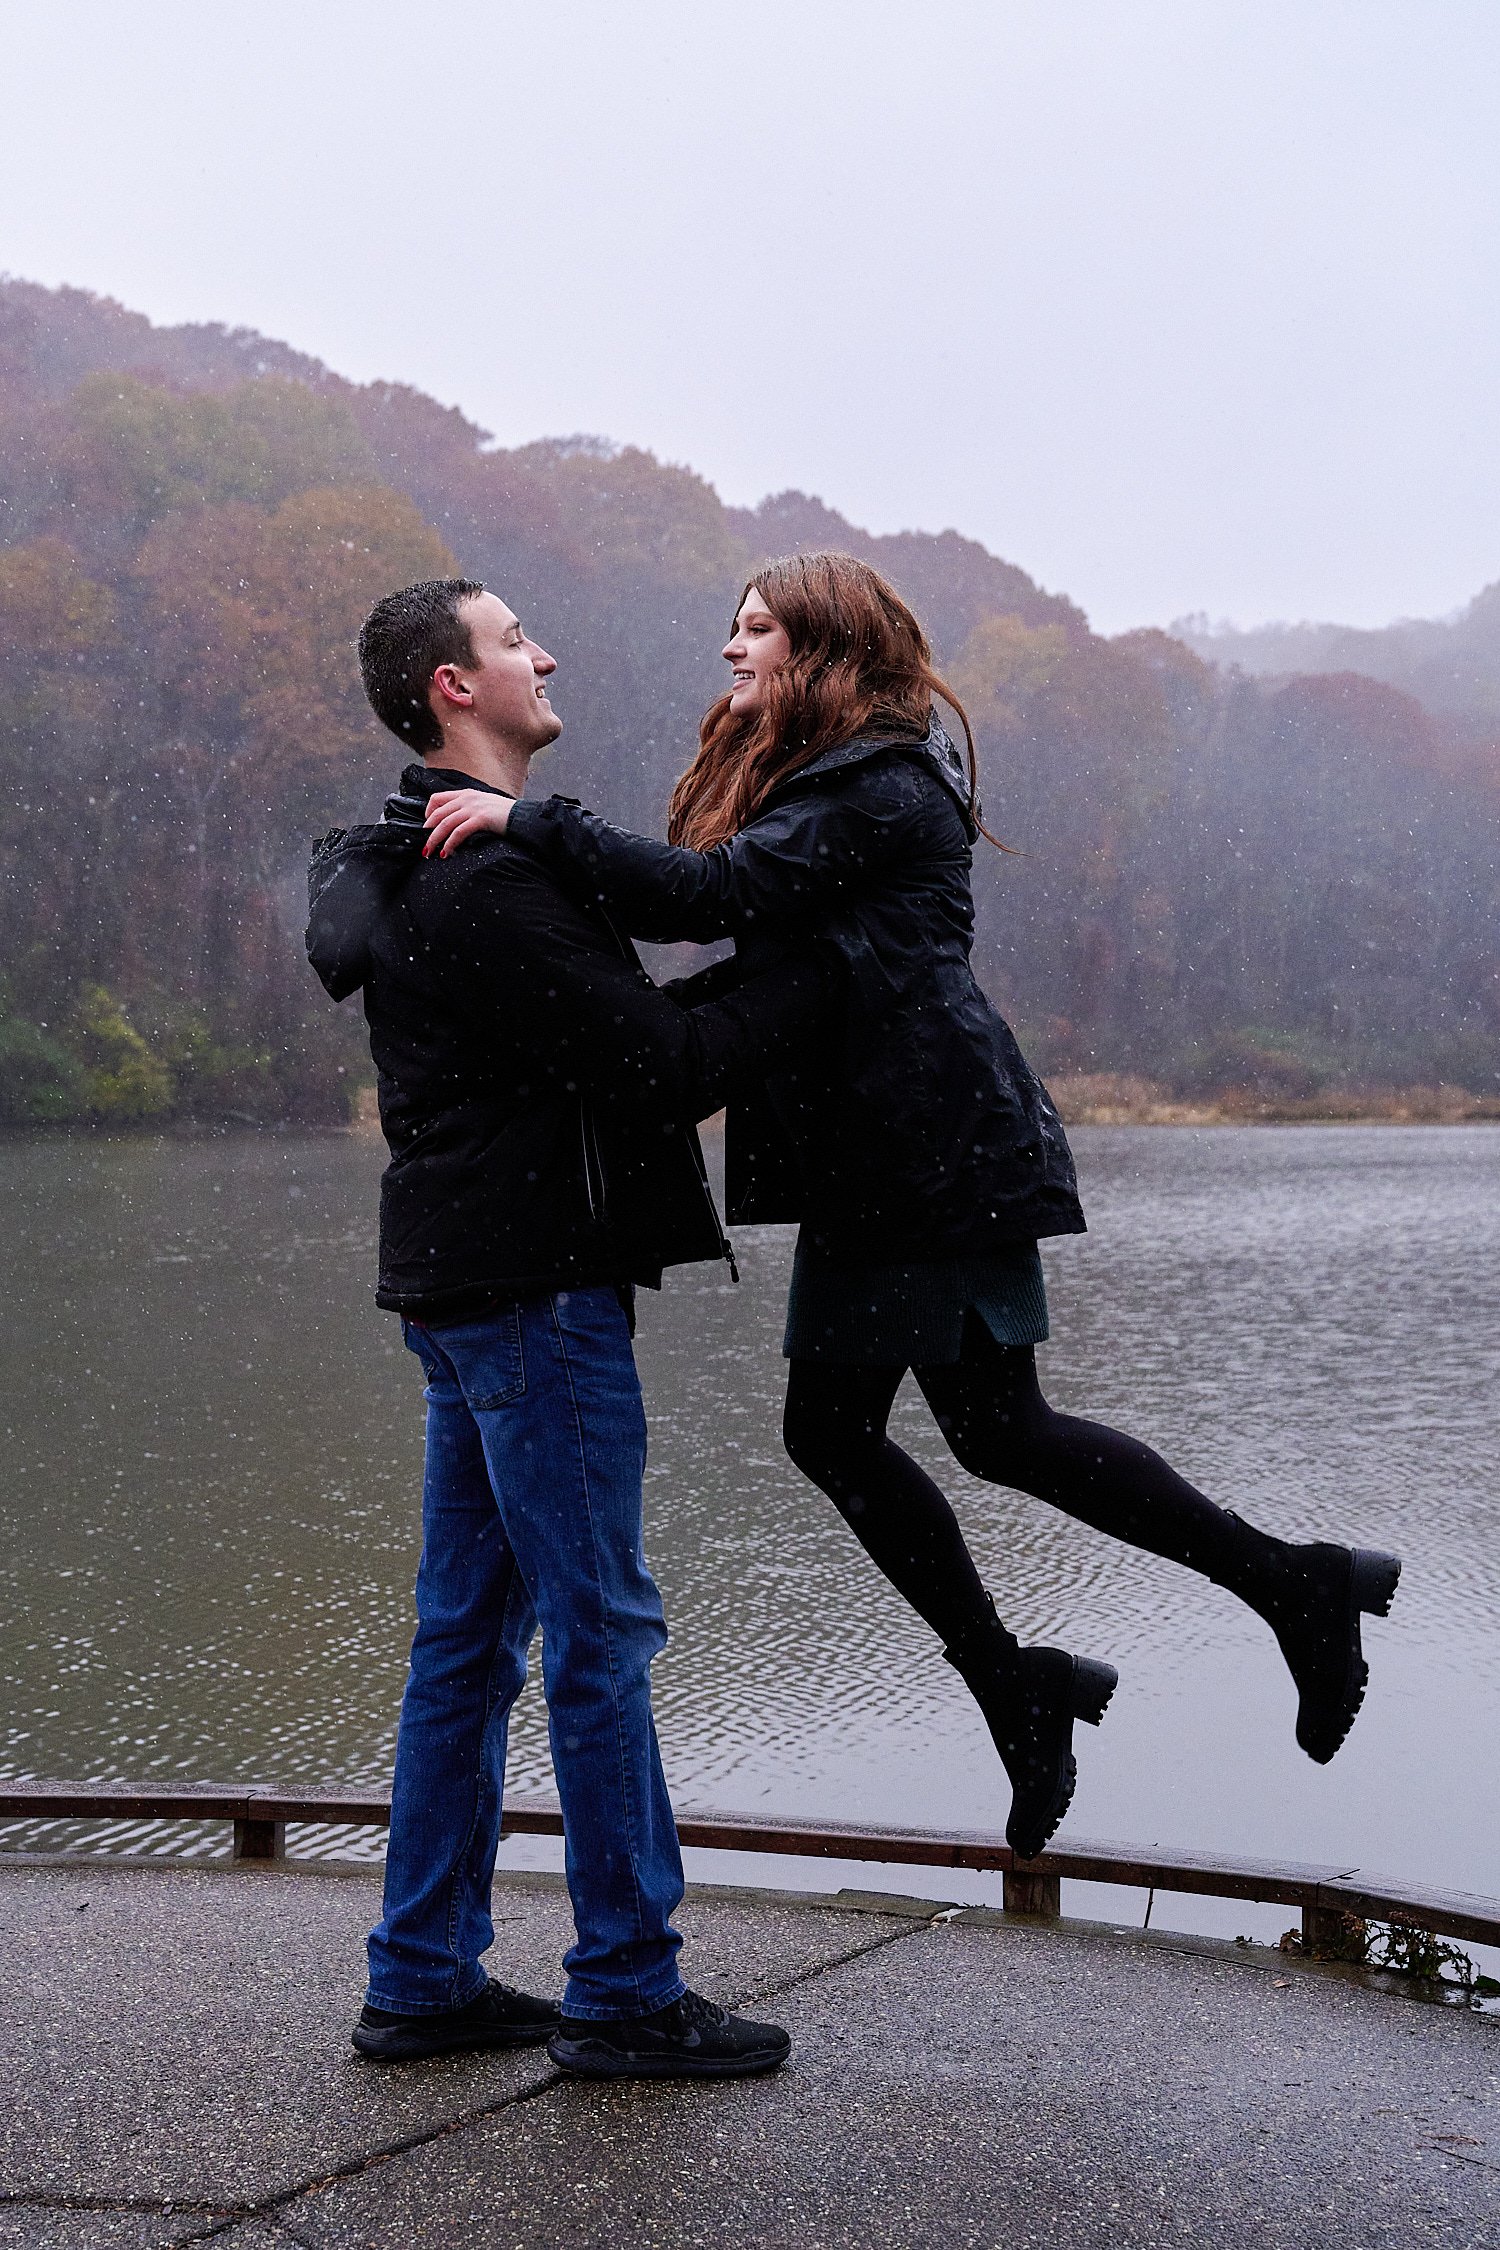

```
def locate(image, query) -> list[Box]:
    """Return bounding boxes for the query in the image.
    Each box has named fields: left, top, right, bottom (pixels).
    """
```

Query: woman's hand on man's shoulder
left=423, top=789, right=515, bottom=859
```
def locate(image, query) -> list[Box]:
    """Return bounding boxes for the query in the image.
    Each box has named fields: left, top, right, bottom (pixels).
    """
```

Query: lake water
left=2, top=1125, right=1496, bottom=1953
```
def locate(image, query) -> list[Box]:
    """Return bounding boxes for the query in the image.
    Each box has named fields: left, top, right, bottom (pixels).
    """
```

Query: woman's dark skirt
left=782, top=1234, right=1048, bottom=1366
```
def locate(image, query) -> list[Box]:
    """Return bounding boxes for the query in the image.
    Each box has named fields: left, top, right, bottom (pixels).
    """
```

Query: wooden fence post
left=1004, top=1868, right=1061, bottom=1917
left=233, top=1816, right=286, bottom=1861
left=1301, top=1901, right=1351, bottom=1956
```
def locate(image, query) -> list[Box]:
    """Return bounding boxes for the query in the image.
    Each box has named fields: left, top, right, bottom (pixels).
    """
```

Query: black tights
left=782, top=1316, right=1278, bottom=1653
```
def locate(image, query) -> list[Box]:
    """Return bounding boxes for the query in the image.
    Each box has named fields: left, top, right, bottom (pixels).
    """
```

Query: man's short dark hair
left=358, top=578, right=485, bottom=756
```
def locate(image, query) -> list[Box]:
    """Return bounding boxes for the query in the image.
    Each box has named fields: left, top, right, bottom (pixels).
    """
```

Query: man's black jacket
left=306, top=764, right=835, bottom=1319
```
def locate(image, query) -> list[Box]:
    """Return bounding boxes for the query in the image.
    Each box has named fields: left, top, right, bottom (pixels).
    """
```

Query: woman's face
left=723, top=587, right=792, bottom=717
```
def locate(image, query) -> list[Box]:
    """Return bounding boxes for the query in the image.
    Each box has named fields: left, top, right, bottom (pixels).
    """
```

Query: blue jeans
left=366, top=1288, right=686, bottom=2021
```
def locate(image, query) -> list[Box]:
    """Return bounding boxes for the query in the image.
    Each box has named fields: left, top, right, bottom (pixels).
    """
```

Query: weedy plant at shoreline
left=1281, top=1913, right=1500, bottom=2002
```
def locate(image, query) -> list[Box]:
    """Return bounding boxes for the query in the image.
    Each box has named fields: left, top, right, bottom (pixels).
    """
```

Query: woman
left=421, top=553, right=1401, bottom=1859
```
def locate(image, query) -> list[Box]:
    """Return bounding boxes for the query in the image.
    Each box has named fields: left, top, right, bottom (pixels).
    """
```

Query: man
left=307, top=578, right=832, bottom=2078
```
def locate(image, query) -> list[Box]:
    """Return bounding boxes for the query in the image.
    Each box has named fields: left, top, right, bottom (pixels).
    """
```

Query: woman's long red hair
left=666, top=551, right=990, bottom=849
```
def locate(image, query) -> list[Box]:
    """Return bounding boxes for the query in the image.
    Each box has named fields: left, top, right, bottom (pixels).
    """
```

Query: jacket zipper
left=687, top=1129, right=739, bottom=1284
left=579, top=1100, right=607, bottom=1225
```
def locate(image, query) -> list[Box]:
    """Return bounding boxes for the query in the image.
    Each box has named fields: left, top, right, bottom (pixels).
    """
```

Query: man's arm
left=502, top=764, right=921, bottom=944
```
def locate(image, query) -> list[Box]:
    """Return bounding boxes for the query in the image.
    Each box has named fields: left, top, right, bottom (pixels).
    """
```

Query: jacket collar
left=761, top=716, right=975, bottom=825
left=383, top=762, right=512, bottom=829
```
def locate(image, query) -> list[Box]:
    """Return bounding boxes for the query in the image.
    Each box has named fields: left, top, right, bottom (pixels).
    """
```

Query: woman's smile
left=723, top=587, right=793, bottom=713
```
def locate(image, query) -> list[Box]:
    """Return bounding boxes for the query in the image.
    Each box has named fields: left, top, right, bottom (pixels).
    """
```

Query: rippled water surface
left=2, top=1126, right=1497, bottom=1933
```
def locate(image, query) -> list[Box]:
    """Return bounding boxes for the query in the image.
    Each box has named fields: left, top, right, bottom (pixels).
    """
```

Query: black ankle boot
left=943, top=1600, right=1118, bottom=1861
left=1228, top=1531, right=1401, bottom=1764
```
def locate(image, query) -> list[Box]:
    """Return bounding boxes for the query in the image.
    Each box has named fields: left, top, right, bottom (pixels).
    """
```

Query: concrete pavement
left=0, top=1857, right=1494, bottom=2248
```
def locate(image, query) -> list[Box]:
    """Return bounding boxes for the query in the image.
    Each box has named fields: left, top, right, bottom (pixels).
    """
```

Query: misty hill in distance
left=1177, top=595, right=1500, bottom=735
left=0, top=275, right=1495, bottom=1128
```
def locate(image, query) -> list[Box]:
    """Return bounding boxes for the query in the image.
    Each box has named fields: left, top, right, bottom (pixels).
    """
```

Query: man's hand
left=423, top=789, right=515, bottom=859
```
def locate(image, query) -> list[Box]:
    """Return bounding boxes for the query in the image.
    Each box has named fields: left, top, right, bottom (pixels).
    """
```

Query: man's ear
left=432, top=664, right=472, bottom=711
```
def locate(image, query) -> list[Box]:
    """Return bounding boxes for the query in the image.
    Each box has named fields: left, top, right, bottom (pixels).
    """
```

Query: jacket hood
left=306, top=765, right=515, bottom=1001
left=768, top=717, right=977, bottom=832
left=913, top=715, right=974, bottom=814
left=305, top=822, right=418, bottom=1002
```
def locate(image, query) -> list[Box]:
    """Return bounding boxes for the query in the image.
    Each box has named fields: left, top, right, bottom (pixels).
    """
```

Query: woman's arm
left=443, top=851, right=842, bottom=1127
left=435, top=768, right=922, bottom=944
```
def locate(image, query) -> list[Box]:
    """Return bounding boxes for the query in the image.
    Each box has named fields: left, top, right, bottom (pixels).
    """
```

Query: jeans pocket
left=401, top=1319, right=447, bottom=1390
left=440, top=1306, right=528, bottom=1410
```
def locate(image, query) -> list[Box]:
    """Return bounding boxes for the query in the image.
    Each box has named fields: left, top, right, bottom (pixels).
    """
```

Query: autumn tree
left=0, top=273, right=1495, bottom=1122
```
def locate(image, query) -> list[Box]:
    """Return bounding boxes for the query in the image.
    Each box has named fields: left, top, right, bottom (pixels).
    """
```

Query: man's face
left=430, top=592, right=562, bottom=755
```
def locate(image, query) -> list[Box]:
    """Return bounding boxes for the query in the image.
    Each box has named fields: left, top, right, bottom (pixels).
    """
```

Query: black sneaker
left=352, top=1976, right=561, bottom=2062
left=547, top=1987, right=791, bottom=2080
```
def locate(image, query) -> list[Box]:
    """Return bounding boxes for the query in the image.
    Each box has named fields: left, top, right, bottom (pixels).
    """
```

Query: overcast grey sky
left=3, top=0, right=1497, bottom=632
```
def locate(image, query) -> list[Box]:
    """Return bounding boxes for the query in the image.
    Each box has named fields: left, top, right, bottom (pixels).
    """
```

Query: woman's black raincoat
left=507, top=719, right=1086, bottom=1264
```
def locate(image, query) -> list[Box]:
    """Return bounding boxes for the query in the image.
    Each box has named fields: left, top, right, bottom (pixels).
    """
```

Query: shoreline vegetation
left=1046, top=1074, right=1500, bottom=1125
left=5, top=1080, right=1499, bottom=1142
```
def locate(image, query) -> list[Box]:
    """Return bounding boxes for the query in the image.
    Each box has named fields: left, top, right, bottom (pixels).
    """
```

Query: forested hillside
left=1, top=277, right=1496, bottom=1125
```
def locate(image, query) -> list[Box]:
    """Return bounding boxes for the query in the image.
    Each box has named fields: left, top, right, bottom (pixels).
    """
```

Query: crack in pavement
left=726, top=1907, right=935, bottom=2011
left=173, top=2211, right=324, bottom=2248
left=0, top=2071, right=558, bottom=2234
left=5, top=1912, right=938, bottom=2242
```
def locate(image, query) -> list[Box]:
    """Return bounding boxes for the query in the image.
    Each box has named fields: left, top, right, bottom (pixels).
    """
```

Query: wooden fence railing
left=2, top=1783, right=1496, bottom=1954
